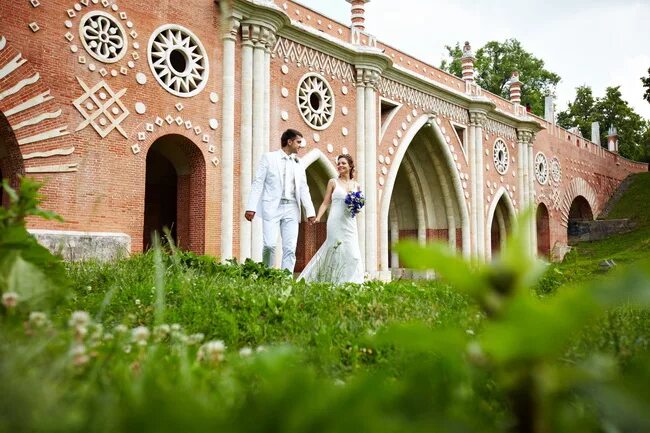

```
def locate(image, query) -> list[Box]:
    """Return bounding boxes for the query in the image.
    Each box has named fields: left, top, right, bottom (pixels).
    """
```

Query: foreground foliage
left=1, top=178, right=650, bottom=433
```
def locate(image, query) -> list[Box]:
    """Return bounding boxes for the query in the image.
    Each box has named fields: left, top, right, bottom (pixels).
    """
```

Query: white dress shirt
left=281, top=151, right=297, bottom=201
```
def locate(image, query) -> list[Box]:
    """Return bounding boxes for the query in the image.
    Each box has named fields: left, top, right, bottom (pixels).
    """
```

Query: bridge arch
left=295, top=149, right=338, bottom=271
left=379, top=114, right=470, bottom=272
left=486, top=186, right=516, bottom=260
left=560, top=177, right=598, bottom=227
left=536, top=201, right=551, bottom=258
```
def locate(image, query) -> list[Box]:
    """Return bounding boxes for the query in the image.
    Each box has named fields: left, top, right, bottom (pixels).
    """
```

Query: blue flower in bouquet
left=344, top=190, right=365, bottom=218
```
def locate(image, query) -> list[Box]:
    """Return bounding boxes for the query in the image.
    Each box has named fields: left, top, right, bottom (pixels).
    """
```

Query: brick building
left=0, top=0, right=646, bottom=278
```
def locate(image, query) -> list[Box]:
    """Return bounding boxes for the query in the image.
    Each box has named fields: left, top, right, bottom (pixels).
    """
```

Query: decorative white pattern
left=534, top=152, right=548, bottom=185
left=148, top=24, right=209, bottom=97
left=484, top=117, right=517, bottom=141
left=273, top=37, right=354, bottom=82
left=493, top=139, right=509, bottom=174
left=79, top=11, right=127, bottom=63
left=377, top=77, right=469, bottom=124
left=296, top=73, right=335, bottom=130
left=73, top=77, right=129, bottom=138
left=550, top=157, right=561, bottom=184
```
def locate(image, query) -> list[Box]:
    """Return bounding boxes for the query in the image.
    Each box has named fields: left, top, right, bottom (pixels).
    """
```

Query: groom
left=245, top=128, right=316, bottom=271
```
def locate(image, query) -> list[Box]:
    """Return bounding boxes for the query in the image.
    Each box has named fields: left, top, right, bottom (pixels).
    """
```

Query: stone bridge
left=0, top=0, right=646, bottom=278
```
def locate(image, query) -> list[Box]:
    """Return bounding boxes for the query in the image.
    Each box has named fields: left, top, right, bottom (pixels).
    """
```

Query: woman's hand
left=314, top=216, right=321, bottom=223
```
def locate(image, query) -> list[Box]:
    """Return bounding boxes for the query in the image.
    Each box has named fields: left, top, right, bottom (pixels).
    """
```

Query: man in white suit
left=245, top=129, right=316, bottom=271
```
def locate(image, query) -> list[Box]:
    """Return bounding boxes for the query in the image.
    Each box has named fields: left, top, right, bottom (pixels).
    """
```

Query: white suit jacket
left=246, top=150, right=316, bottom=221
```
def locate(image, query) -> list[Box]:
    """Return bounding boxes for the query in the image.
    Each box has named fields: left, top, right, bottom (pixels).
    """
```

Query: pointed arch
left=486, top=187, right=516, bottom=260
left=380, top=114, right=470, bottom=273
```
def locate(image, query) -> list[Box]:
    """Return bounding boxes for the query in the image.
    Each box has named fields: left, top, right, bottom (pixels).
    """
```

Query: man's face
left=287, top=135, right=304, bottom=154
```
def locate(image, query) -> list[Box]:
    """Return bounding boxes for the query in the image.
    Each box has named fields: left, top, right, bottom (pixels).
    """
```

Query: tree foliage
left=440, top=39, right=561, bottom=116
left=557, top=86, right=647, bottom=161
left=642, top=67, right=650, bottom=104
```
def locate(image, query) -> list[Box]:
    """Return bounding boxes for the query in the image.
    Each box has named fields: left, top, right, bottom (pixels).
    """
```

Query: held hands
left=244, top=211, right=255, bottom=222
left=308, top=216, right=316, bottom=225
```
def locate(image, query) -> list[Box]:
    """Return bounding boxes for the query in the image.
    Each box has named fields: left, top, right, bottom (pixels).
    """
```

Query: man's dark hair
left=281, top=128, right=303, bottom=147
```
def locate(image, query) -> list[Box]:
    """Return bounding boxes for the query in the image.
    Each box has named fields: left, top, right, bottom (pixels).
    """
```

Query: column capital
left=516, top=129, right=534, bottom=144
left=241, top=22, right=276, bottom=48
left=469, top=110, right=487, bottom=127
left=223, top=16, right=242, bottom=41
left=355, top=67, right=381, bottom=89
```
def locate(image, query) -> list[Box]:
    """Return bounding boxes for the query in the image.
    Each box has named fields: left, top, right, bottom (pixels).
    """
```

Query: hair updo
left=337, top=154, right=355, bottom=179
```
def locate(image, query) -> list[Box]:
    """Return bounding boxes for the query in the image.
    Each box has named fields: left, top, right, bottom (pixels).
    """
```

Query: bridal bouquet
left=344, top=190, right=365, bottom=218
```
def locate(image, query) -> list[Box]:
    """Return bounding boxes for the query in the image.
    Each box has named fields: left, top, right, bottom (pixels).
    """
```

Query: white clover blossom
left=187, top=333, right=205, bottom=345
left=103, top=333, right=114, bottom=341
left=255, top=345, right=267, bottom=353
left=135, top=299, right=141, bottom=306
left=114, top=324, right=128, bottom=334
left=131, top=326, right=150, bottom=346
left=153, top=324, right=171, bottom=342
left=69, top=311, right=91, bottom=328
left=197, top=340, right=227, bottom=363
left=70, top=344, right=89, bottom=366
left=29, top=311, right=48, bottom=328
left=239, top=347, right=253, bottom=357
left=170, top=323, right=182, bottom=332
left=2, top=292, right=19, bottom=308
left=465, top=329, right=475, bottom=336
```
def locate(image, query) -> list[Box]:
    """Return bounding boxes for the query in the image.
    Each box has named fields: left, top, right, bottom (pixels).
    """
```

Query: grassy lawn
left=1, top=174, right=649, bottom=433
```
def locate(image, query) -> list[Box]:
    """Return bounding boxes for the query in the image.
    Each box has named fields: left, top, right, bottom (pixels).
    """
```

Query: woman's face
left=337, top=157, right=350, bottom=176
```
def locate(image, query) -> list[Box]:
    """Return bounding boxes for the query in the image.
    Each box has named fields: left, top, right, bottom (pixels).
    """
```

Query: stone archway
left=295, top=149, right=337, bottom=272
left=143, top=134, right=206, bottom=253
left=486, top=187, right=515, bottom=260
left=380, top=115, right=469, bottom=275
left=536, top=202, right=551, bottom=258
left=566, top=195, right=594, bottom=244
left=0, top=111, right=24, bottom=207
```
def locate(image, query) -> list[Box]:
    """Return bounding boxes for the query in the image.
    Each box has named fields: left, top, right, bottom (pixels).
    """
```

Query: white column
left=239, top=32, right=254, bottom=260
left=355, top=75, right=366, bottom=269
left=364, top=75, right=378, bottom=276
left=220, top=19, right=239, bottom=261
left=528, top=141, right=536, bottom=256
left=250, top=32, right=267, bottom=263
left=517, top=134, right=525, bottom=216
left=389, top=210, right=399, bottom=269
left=468, top=117, right=477, bottom=257
left=475, top=114, right=486, bottom=260
left=264, top=39, right=272, bottom=153
left=521, top=135, right=530, bottom=251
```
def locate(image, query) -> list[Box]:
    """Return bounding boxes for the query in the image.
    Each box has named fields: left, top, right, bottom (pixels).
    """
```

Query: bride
left=298, top=154, right=364, bottom=284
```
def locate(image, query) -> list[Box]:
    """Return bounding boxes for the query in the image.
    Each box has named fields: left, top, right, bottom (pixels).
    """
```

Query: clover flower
left=114, top=324, right=128, bottom=334
left=68, top=311, right=91, bottom=328
left=29, top=311, right=48, bottom=328
left=197, top=340, right=227, bottom=364
left=131, top=326, right=150, bottom=346
left=239, top=346, right=253, bottom=357
left=70, top=344, right=89, bottom=366
left=187, top=333, right=205, bottom=345
left=2, top=292, right=19, bottom=309
left=153, top=324, right=171, bottom=342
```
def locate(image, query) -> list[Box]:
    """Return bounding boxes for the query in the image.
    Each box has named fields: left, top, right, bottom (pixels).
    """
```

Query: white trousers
left=262, top=201, right=301, bottom=272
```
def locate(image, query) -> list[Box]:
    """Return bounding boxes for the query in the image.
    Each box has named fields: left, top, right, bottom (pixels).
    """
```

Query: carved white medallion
left=550, top=157, right=561, bottom=183
left=147, top=24, right=209, bottom=97
left=493, top=139, right=509, bottom=174
left=79, top=11, right=127, bottom=63
left=296, top=73, right=334, bottom=130
left=535, top=152, right=548, bottom=185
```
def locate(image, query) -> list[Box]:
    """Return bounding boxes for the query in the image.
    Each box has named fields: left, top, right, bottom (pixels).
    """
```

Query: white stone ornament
left=135, top=102, right=146, bottom=114
left=493, top=139, right=509, bottom=174
left=535, top=152, right=548, bottom=185
left=73, top=77, right=129, bottom=138
left=135, top=72, right=147, bottom=84
left=79, top=11, right=127, bottom=63
left=550, top=157, right=561, bottom=183
left=209, top=118, right=219, bottom=130
left=296, top=73, right=335, bottom=130
left=326, top=143, right=334, bottom=153
left=209, top=92, right=219, bottom=103
left=148, top=24, right=209, bottom=97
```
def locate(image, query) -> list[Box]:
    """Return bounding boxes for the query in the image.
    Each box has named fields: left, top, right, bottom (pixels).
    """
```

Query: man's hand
left=244, top=211, right=255, bottom=222
left=307, top=216, right=316, bottom=225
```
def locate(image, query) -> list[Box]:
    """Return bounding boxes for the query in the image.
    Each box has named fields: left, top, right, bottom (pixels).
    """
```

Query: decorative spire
left=461, top=41, right=475, bottom=83
left=508, top=71, right=521, bottom=104
left=607, top=125, right=619, bottom=153
left=346, top=0, right=370, bottom=32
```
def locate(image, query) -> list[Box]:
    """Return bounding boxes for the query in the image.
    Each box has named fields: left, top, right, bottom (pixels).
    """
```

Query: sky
left=297, top=0, right=650, bottom=120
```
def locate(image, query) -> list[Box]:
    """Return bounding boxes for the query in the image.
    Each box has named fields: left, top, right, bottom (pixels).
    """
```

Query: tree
left=440, top=39, right=561, bottom=116
left=558, top=86, right=646, bottom=161
left=642, top=67, right=650, bottom=104
left=556, top=86, right=596, bottom=138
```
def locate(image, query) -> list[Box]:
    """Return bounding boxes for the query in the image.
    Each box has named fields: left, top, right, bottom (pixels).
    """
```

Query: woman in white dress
left=298, top=154, right=364, bottom=284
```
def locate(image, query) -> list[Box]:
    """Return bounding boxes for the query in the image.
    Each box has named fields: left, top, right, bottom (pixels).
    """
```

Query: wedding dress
left=298, top=181, right=364, bottom=284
